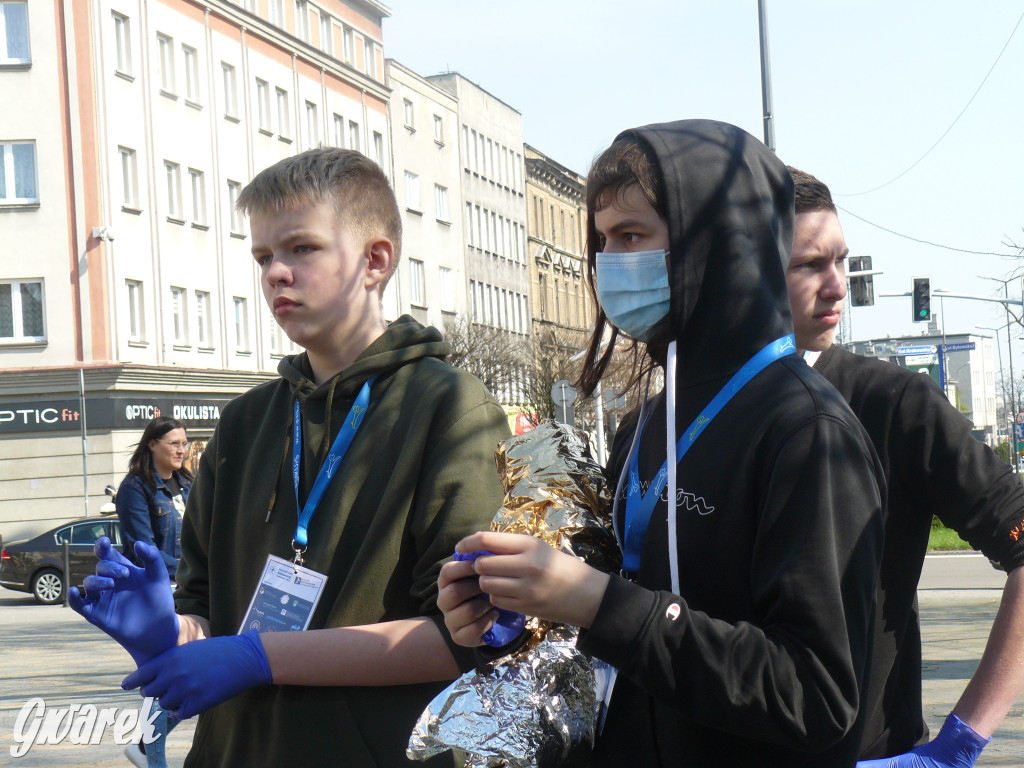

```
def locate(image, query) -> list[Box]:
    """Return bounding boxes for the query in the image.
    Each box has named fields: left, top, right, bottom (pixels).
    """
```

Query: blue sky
left=382, top=1, right=1024, bottom=367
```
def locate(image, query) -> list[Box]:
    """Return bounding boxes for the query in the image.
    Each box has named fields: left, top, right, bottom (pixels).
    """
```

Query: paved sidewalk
left=0, top=596, right=195, bottom=767
left=1, top=558, right=1022, bottom=765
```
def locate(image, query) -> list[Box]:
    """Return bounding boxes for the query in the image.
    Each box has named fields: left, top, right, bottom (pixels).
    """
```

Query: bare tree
left=442, top=315, right=531, bottom=406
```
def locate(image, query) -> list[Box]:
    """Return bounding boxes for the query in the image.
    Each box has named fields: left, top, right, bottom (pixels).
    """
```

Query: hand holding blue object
left=855, top=713, right=989, bottom=768
left=122, top=630, right=272, bottom=720
left=68, top=537, right=179, bottom=666
left=453, top=550, right=526, bottom=648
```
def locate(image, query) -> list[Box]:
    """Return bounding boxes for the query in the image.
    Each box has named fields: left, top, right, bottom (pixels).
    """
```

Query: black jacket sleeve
left=891, top=371, right=1024, bottom=572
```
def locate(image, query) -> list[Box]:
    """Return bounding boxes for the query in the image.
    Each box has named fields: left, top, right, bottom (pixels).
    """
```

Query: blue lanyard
left=292, top=376, right=376, bottom=553
left=623, top=336, right=795, bottom=572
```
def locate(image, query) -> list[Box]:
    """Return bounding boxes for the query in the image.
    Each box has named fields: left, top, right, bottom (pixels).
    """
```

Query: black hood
left=619, top=120, right=794, bottom=384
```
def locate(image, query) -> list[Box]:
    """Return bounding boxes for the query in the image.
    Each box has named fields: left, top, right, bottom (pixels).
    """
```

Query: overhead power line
left=836, top=204, right=1019, bottom=258
left=837, top=8, right=1024, bottom=197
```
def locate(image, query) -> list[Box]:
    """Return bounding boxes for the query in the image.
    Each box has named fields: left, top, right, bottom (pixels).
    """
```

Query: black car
left=0, top=518, right=122, bottom=605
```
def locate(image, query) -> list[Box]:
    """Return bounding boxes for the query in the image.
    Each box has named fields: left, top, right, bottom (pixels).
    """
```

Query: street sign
left=550, top=380, right=577, bottom=406
left=897, top=345, right=937, bottom=356
left=944, top=342, right=976, bottom=353
left=1015, top=424, right=1024, bottom=440
left=904, top=354, right=936, bottom=367
left=1017, top=411, right=1024, bottom=424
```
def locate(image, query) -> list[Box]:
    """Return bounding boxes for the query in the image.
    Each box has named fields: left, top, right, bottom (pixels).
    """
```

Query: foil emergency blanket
left=408, top=420, right=620, bottom=768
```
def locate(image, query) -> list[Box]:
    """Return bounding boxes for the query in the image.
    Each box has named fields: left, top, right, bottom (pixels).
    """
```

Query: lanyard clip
left=291, top=539, right=306, bottom=568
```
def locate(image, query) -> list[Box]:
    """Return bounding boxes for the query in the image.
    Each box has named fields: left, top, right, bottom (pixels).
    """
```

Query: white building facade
left=0, top=0, right=391, bottom=533
left=383, top=59, right=467, bottom=327
left=426, top=72, right=529, bottom=403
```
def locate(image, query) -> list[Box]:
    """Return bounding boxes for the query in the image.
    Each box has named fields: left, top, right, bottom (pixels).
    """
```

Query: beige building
left=524, top=144, right=591, bottom=338
left=0, top=0, right=391, bottom=535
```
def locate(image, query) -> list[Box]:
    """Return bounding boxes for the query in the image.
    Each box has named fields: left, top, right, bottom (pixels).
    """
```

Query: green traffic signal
left=912, top=277, right=931, bottom=322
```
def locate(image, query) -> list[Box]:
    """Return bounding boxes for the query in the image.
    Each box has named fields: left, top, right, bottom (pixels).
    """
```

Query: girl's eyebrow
left=600, top=218, right=648, bottom=235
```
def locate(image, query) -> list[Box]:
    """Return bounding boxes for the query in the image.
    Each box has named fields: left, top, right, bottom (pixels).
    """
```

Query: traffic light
left=848, top=256, right=874, bottom=307
left=912, top=277, right=931, bottom=322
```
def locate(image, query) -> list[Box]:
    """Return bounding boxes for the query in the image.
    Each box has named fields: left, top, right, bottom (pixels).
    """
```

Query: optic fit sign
left=0, top=396, right=233, bottom=434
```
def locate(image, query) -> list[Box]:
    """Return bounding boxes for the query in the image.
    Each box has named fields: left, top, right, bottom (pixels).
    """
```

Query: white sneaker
left=124, top=742, right=147, bottom=768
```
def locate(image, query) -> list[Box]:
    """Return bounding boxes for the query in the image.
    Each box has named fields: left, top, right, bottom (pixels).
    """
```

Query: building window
left=404, top=172, right=420, bottom=211
left=195, top=290, right=212, bottom=347
left=305, top=100, right=318, bottom=147
left=164, top=161, right=182, bottom=221
left=363, top=38, right=375, bottom=78
left=126, top=279, right=145, bottom=342
left=157, top=33, right=175, bottom=95
left=347, top=120, right=359, bottom=151
left=222, top=62, right=238, bottom=119
left=0, top=2, right=30, bottom=64
left=268, top=0, right=283, bottom=26
left=256, top=79, right=271, bottom=133
left=372, top=131, right=384, bottom=169
left=233, top=296, right=249, bottom=351
left=0, top=278, right=44, bottom=343
left=434, top=184, right=449, bottom=222
left=118, top=146, right=138, bottom=209
left=332, top=114, right=344, bottom=147
left=402, top=99, right=414, bottom=131
left=2, top=140, right=41, bottom=204
left=439, top=267, right=454, bottom=312
left=112, top=12, right=131, bottom=76
left=269, top=313, right=290, bottom=355
left=319, top=12, right=333, bottom=54
left=294, top=1, right=309, bottom=41
left=189, top=168, right=206, bottom=226
left=341, top=25, right=353, bottom=64
left=433, top=114, right=443, bottom=144
left=276, top=87, right=290, bottom=139
left=409, top=259, right=425, bottom=307
left=182, top=45, right=200, bottom=104
left=170, top=286, right=189, bottom=346
left=227, top=180, right=243, bottom=235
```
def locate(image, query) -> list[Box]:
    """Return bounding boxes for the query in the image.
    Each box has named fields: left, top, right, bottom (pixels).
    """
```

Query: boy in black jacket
left=786, top=166, right=1024, bottom=766
left=440, top=120, right=886, bottom=767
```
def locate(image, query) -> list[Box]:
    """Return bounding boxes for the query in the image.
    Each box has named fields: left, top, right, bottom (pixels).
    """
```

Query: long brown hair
left=576, top=137, right=667, bottom=397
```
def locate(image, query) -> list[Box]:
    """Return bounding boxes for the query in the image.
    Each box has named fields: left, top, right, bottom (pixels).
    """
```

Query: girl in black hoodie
left=439, top=120, right=885, bottom=767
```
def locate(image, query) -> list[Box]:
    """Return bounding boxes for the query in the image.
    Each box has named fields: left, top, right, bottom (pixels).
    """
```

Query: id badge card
left=238, top=554, right=328, bottom=635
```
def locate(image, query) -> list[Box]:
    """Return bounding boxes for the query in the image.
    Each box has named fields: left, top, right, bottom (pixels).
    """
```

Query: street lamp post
left=979, top=275, right=1021, bottom=471
left=977, top=324, right=1015, bottom=469
left=569, top=343, right=608, bottom=467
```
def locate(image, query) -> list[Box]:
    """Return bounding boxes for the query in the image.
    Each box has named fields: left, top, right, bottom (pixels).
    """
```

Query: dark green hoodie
left=175, top=316, right=510, bottom=767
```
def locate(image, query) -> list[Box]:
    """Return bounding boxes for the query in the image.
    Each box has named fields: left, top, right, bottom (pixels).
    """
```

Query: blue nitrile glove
left=121, top=630, right=272, bottom=720
left=68, top=537, right=179, bottom=666
left=856, top=713, right=990, bottom=768
left=453, top=550, right=527, bottom=648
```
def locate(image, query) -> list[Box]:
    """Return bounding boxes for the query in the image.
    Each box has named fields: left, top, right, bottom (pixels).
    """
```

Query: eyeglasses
left=158, top=440, right=190, bottom=450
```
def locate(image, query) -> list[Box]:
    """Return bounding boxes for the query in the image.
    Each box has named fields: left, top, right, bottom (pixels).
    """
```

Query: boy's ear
left=364, top=237, right=394, bottom=290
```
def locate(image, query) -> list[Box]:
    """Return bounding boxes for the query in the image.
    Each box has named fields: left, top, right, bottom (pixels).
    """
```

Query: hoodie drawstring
left=665, top=340, right=680, bottom=595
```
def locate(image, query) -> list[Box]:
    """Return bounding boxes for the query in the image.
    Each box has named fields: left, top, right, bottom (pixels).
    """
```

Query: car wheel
left=31, top=568, right=64, bottom=605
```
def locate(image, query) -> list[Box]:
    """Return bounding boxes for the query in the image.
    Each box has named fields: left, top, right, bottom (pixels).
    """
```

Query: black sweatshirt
left=576, top=120, right=886, bottom=767
left=814, top=344, right=1024, bottom=758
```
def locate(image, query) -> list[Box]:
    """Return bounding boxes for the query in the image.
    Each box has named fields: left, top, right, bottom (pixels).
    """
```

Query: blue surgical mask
left=595, top=250, right=670, bottom=342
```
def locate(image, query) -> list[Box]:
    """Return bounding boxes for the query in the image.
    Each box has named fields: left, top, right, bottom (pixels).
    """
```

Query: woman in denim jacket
left=115, top=415, right=192, bottom=768
left=116, top=417, right=192, bottom=582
